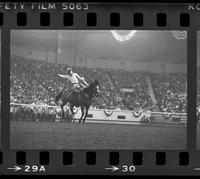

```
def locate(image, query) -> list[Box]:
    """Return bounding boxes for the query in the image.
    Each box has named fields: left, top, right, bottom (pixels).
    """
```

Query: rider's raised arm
left=57, top=74, right=69, bottom=79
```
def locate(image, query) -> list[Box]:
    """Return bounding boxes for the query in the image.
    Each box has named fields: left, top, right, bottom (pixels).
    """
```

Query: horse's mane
left=83, top=80, right=99, bottom=94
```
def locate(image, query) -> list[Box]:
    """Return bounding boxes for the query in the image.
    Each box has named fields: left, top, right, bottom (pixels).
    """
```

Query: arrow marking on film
left=7, top=166, right=22, bottom=172
left=193, top=168, right=200, bottom=171
left=105, top=166, right=119, bottom=172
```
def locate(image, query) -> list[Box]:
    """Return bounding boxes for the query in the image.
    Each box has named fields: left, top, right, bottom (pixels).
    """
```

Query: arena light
left=171, top=30, right=187, bottom=40
left=111, top=30, right=137, bottom=43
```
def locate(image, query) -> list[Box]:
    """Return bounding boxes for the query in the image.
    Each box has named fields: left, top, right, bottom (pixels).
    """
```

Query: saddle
left=72, top=85, right=89, bottom=99
left=57, top=85, right=89, bottom=101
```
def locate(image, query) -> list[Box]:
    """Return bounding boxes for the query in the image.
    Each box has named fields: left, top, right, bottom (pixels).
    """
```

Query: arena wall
left=10, top=103, right=187, bottom=125
left=75, top=108, right=187, bottom=124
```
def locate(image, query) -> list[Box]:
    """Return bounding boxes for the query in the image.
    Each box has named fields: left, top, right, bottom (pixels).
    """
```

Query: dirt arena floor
left=10, top=121, right=186, bottom=150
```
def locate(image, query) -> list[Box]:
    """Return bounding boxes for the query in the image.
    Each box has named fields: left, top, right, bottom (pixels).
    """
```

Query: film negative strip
left=0, top=0, right=200, bottom=175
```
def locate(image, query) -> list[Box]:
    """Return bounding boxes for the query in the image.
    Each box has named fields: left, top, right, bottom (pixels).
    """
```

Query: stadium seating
left=10, top=56, right=187, bottom=113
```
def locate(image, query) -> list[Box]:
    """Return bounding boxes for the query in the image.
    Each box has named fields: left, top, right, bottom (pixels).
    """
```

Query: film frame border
left=0, top=2, right=199, bottom=175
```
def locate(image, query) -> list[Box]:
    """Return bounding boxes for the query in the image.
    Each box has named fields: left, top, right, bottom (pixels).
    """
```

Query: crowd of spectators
left=150, top=72, right=187, bottom=113
left=107, top=70, right=156, bottom=111
left=10, top=57, right=123, bottom=109
left=10, top=56, right=187, bottom=114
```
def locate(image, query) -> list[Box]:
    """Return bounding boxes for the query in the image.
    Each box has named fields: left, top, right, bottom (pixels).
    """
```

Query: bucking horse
left=55, top=79, right=100, bottom=123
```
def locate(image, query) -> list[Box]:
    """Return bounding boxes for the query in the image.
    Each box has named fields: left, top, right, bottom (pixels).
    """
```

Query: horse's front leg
left=79, top=106, right=85, bottom=123
left=83, top=107, right=89, bottom=123
left=70, top=105, right=75, bottom=115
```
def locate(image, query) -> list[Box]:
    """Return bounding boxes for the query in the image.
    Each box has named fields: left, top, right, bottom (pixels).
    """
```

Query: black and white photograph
left=10, top=30, right=187, bottom=149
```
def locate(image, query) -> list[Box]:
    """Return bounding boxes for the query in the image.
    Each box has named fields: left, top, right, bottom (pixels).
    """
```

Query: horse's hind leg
left=79, top=106, right=85, bottom=123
